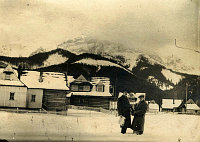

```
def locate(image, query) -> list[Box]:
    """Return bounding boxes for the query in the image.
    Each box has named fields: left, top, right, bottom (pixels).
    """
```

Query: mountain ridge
left=0, top=38, right=199, bottom=106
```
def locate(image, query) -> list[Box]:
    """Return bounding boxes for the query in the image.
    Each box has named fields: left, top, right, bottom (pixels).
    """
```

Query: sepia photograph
left=0, top=0, right=199, bottom=142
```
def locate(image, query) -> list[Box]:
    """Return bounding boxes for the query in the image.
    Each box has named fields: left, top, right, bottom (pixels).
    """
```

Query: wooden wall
left=27, top=88, right=43, bottom=109
left=0, top=86, right=27, bottom=108
left=42, top=89, right=67, bottom=111
left=70, top=96, right=111, bottom=110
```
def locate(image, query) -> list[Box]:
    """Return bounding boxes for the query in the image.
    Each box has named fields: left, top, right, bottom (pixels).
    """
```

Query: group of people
left=117, top=91, right=148, bottom=135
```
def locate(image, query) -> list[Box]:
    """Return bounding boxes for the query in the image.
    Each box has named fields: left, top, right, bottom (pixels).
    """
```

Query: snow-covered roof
left=186, top=99, right=195, bottom=104
left=149, top=104, right=159, bottom=110
left=74, top=75, right=88, bottom=83
left=21, top=71, right=69, bottom=90
left=67, top=76, right=75, bottom=83
left=3, top=65, right=14, bottom=73
left=69, top=91, right=112, bottom=97
left=0, top=80, right=25, bottom=86
left=90, top=77, right=110, bottom=86
left=0, top=67, right=25, bottom=87
left=162, top=99, right=182, bottom=109
left=66, top=76, right=75, bottom=87
left=185, top=104, right=200, bottom=110
left=96, top=81, right=104, bottom=86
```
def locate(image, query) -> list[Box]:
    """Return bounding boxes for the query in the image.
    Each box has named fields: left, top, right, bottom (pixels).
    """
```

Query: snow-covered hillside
left=1, top=37, right=199, bottom=77
left=58, top=37, right=200, bottom=76
left=30, top=47, right=46, bottom=56
left=58, top=37, right=141, bottom=69
left=43, top=53, right=68, bottom=67
left=161, top=69, right=183, bottom=85
left=157, top=46, right=200, bottom=76
left=148, top=76, right=173, bottom=91
left=74, top=58, right=133, bottom=74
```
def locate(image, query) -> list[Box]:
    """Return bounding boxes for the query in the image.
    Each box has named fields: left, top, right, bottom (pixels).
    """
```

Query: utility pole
left=114, top=71, right=117, bottom=98
left=197, top=77, right=200, bottom=96
left=185, top=82, right=188, bottom=110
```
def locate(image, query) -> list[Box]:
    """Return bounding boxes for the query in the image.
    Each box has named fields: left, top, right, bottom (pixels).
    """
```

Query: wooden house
left=70, top=75, right=93, bottom=92
left=179, top=99, right=200, bottom=114
left=21, top=71, right=70, bottom=111
left=162, top=99, right=183, bottom=112
left=69, top=75, right=113, bottom=109
left=0, top=65, right=27, bottom=108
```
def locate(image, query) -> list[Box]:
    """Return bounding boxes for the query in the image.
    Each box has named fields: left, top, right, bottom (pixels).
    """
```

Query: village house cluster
left=0, top=65, right=114, bottom=111
left=0, top=65, right=199, bottom=114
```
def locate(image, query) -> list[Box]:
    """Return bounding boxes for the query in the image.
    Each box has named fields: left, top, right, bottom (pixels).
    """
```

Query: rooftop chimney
left=64, top=72, right=68, bottom=87
left=39, top=72, right=43, bottom=83
left=17, top=65, right=22, bottom=80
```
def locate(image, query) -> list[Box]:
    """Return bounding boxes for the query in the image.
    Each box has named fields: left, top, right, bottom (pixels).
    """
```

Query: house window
left=10, top=92, right=15, bottom=100
left=79, top=85, right=84, bottom=91
left=71, top=84, right=78, bottom=91
left=96, top=85, right=104, bottom=92
left=31, top=95, right=36, bottom=102
left=83, top=85, right=90, bottom=91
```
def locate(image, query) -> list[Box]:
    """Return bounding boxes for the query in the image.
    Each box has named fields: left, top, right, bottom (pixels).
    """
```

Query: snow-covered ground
left=0, top=109, right=199, bottom=142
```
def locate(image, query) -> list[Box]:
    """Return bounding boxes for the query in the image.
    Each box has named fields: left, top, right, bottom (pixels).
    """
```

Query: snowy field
left=0, top=109, right=199, bottom=142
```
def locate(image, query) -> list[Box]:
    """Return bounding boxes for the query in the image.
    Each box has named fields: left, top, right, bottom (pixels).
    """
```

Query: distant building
left=147, top=100, right=159, bottom=113
left=0, top=65, right=27, bottom=108
left=179, top=99, right=200, bottom=114
left=69, top=75, right=113, bottom=109
left=162, top=99, right=183, bottom=112
left=21, top=71, right=70, bottom=111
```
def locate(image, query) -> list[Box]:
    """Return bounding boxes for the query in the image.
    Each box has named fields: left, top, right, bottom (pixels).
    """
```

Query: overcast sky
left=0, top=0, right=199, bottom=55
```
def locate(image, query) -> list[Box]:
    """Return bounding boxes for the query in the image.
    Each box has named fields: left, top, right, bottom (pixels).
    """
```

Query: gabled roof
left=96, top=81, right=104, bottom=86
left=90, top=77, right=110, bottom=86
left=74, top=75, right=88, bottom=83
left=21, top=71, right=69, bottom=90
left=186, top=104, right=200, bottom=110
left=186, top=99, right=195, bottom=104
left=0, top=66, right=25, bottom=87
left=71, top=75, right=92, bottom=86
left=3, top=65, right=14, bottom=73
left=66, top=76, right=75, bottom=87
left=178, top=99, right=200, bottom=110
left=149, top=103, right=159, bottom=110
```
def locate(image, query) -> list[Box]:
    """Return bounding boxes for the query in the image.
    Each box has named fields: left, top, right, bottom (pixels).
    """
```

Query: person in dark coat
left=117, top=91, right=133, bottom=134
left=131, top=94, right=148, bottom=135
